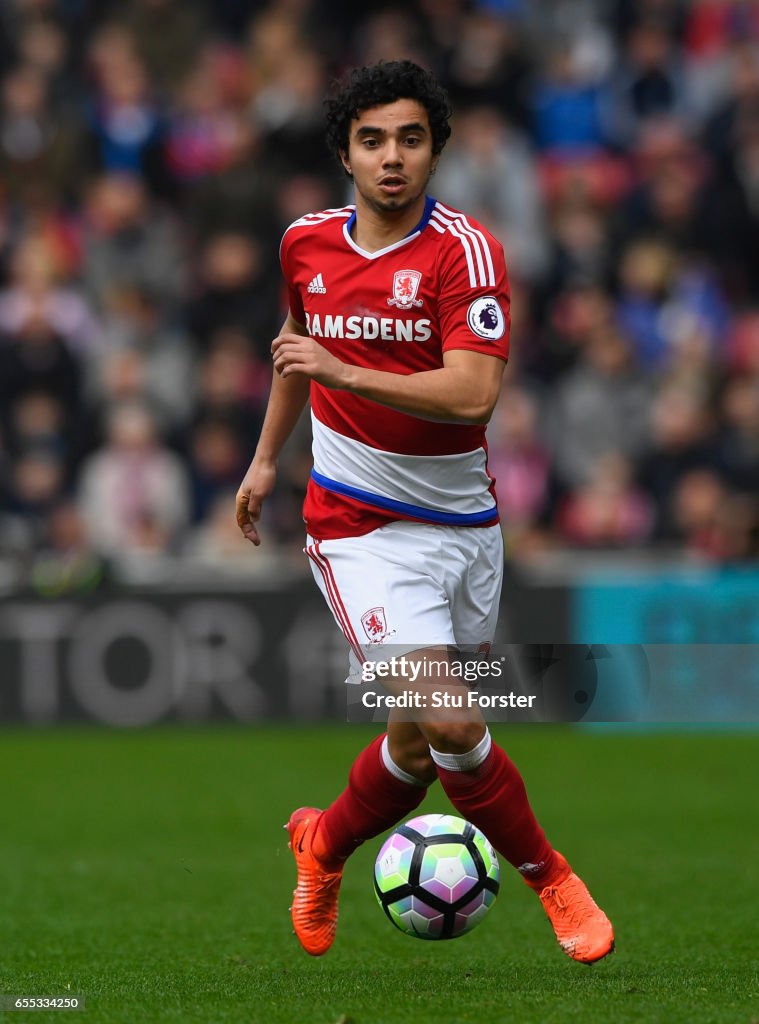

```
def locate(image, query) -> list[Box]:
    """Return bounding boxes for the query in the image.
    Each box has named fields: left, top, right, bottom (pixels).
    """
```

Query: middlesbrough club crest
left=387, top=270, right=423, bottom=310
left=361, top=606, right=395, bottom=643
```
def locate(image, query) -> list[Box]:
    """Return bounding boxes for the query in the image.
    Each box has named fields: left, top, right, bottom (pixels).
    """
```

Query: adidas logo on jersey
left=307, top=273, right=327, bottom=294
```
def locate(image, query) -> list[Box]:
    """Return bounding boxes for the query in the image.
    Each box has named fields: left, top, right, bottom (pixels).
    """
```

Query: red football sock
left=435, top=740, right=566, bottom=889
left=314, top=733, right=428, bottom=863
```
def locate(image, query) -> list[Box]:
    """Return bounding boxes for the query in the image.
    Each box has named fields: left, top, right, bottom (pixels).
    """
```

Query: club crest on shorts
left=361, top=606, right=394, bottom=643
left=387, top=270, right=423, bottom=309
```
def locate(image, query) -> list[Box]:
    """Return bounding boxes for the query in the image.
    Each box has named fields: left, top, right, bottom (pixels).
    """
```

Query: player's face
left=341, top=99, right=438, bottom=217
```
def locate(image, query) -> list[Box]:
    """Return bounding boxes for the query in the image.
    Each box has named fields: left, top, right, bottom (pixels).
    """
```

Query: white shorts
left=305, top=521, right=503, bottom=681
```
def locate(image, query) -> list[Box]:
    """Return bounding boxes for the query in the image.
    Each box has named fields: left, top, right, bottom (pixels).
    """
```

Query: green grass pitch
left=0, top=726, right=757, bottom=1024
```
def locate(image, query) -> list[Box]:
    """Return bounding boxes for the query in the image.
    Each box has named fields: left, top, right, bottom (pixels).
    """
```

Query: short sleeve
left=279, top=229, right=305, bottom=324
left=437, top=225, right=511, bottom=362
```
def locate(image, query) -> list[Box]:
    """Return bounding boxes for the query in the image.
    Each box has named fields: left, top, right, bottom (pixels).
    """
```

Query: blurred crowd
left=2, top=0, right=759, bottom=594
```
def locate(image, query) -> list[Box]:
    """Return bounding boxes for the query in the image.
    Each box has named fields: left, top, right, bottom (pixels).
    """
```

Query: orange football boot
left=286, top=807, right=344, bottom=956
left=537, top=857, right=615, bottom=964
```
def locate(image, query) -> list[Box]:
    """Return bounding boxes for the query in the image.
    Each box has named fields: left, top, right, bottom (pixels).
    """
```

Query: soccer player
left=236, top=61, right=614, bottom=964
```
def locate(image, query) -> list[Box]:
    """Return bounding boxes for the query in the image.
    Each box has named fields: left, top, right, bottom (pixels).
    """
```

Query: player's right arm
left=236, top=312, right=310, bottom=546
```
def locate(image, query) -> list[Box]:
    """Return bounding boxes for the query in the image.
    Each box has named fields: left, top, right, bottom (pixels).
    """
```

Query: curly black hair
left=324, top=61, right=452, bottom=174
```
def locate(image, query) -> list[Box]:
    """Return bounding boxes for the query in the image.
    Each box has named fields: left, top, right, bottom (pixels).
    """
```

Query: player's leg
left=287, top=529, right=448, bottom=956
left=300, top=529, right=448, bottom=865
left=417, top=527, right=560, bottom=884
left=286, top=722, right=431, bottom=956
left=385, top=715, right=438, bottom=784
left=389, top=653, right=562, bottom=894
left=424, top=714, right=614, bottom=963
left=313, top=714, right=437, bottom=861
left=311, top=721, right=432, bottom=865
left=418, top=525, right=614, bottom=964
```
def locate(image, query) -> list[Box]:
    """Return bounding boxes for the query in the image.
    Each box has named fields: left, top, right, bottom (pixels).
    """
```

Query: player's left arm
left=270, top=339, right=504, bottom=424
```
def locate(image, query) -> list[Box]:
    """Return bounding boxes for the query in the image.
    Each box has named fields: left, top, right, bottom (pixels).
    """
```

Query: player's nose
left=382, top=140, right=402, bottom=165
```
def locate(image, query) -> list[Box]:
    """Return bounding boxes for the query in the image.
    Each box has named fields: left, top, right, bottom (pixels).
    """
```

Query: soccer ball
left=374, top=813, right=500, bottom=939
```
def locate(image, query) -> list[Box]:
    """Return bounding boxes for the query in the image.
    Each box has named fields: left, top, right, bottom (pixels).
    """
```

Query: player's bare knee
left=423, top=720, right=485, bottom=755
left=388, top=735, right=437, bottom=784
left=409, top=751, right=438, bottom=784
left=399, top=753, right=436, bottom=784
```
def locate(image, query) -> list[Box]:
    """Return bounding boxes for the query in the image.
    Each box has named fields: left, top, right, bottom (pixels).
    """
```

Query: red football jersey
left=279, top=196, right=511, bottom=540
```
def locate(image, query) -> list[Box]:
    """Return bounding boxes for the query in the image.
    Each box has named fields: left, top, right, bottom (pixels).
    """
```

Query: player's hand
left=272, top=332, right=349, bottom=389
left=236, top=459, right=276, bottom=546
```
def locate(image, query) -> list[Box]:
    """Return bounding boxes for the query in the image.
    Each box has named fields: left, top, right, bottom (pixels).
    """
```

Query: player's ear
left=340, top=150, right=352, bottom=177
